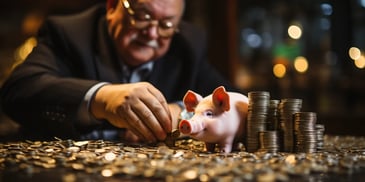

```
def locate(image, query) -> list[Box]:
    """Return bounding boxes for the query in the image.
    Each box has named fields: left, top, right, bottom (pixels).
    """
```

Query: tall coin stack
left=315, top=124, right=325, bottom=150
left=293, top=112, right=317, bottom=153
left=267, top=100, right=280, bottom=130
left=278, top=99, right=302, bottom=152
left=245, top=91, right=270, bottom=152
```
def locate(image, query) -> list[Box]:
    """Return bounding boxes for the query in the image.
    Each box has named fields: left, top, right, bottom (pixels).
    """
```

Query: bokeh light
left=294, top=56, right=309, bottom=73
left=288, top=25, right=302, bottom=39
left=354, top=55, right=365, bottom=69
left=101, top=169, right=113, bottom=177
left=349, top=47, right=361, bottom=60
left=273, top=64, right=286, bottom=78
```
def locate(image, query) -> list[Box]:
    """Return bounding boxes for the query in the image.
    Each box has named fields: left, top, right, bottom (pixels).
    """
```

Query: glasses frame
left=120, top=0, right=179, bottom=38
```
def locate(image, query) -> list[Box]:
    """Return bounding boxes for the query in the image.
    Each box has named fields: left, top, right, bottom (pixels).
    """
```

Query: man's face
left=106, top=0, right=184, bottom=67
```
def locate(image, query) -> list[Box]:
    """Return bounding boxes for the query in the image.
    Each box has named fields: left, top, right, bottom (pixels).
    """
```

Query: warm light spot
left=22, top=13, right=44, bottom=35
left=101, top=169, right=113, bottom=177
left=288, top=25, right=302, bottom=39
left=13, top=37, right=37, bottom=70
left=74, top=141, right=89, bottom=146
left=18, top=37, right=37, bottom=60
left=349, top=47, right=361, bottom=60
left=62, top=174, right=76, bottom=182
left=285, top=154, right=297, bottom=165
left=273, top=64, right=286, bottom=78
left=354, top=55, right=365, bottom=69
left=199, top=174, right=210, bottom=182
left=182, top=169, right=198, bottom=180
left=104, top=152, right=116, bottom=161
left=294, top=56, right=308, bottom=73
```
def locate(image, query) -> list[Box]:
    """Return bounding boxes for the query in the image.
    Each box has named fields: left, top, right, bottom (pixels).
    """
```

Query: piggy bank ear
left=183, top=90, right=203, bottom=112
left=212, top=86, right=230, bottom=111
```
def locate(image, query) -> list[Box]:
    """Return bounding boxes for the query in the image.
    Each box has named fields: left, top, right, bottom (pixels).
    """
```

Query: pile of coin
left=1, top=136, right=365, bottom=181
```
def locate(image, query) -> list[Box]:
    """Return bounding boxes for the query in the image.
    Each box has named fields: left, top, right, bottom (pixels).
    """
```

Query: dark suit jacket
left=1, top=4, right=236, bottom=140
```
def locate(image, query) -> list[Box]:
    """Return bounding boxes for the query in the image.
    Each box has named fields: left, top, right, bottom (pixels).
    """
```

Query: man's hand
left=90, top=82, right=172, bottom=143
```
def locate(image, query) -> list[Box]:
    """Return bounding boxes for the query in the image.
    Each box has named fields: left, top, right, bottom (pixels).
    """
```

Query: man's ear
left=183, top=90, right=203, bottom=112
left=212, top=86, right=230, bottom=111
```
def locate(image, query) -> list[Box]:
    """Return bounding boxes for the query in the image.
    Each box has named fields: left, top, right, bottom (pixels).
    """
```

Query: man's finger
left=133, top=100, right=167, bottom=141
left=117, top=106, right=156, bottom=142
left=144, top=86, right=172, bottom=132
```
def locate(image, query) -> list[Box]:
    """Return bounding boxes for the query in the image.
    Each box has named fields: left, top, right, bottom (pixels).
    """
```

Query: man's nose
left=145, top=21, right=159, bottom=39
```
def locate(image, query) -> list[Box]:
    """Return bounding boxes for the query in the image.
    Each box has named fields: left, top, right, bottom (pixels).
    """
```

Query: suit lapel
left=94, top=17, right=125, bottom=83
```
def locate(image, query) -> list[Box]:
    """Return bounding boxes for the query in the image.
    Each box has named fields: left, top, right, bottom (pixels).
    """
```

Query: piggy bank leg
left=218, top=143, right=233, bottom=153
left=218, top=137, right=235, bottom=153
left=205, top=142, right=216, bottom=152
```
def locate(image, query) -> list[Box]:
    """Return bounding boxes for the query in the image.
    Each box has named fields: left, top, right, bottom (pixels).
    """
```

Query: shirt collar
left=121, top=61, right=154, bottom=83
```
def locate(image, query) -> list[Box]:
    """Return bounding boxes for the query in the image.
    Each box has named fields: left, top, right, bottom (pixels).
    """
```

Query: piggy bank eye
left=204, top=110, right=214, bottom=117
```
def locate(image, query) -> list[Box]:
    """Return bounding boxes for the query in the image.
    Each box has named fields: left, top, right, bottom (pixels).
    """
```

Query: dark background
left=1, top=0, right=364, bottom=141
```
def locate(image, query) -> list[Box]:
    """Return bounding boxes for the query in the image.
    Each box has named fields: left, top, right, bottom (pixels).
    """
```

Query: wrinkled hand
left=90, top=82, right=172, bottom=143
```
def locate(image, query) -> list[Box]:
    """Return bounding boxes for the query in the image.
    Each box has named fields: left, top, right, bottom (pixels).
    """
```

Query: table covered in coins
left=1, top=135, right=365, bottom=182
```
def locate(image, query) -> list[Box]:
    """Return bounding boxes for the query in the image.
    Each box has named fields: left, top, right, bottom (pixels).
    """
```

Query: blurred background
left=1, top=0, right=364, bottom=140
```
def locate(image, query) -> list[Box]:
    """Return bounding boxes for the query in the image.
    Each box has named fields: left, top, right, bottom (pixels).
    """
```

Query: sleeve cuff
left=77, top=82, right=110, bottom=126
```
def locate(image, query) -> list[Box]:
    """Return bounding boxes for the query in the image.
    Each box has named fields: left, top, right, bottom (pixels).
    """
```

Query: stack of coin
left=293, top=112, right=317, bottom=153
left=267, top=100, right=280, bottom=130
left=278, top=98, right=302, bottom=152
left=258, top=131, right=280, bottom=153
left=245, top=91, right=270, bottom=152
left=315, top=124, right=325, bottom=150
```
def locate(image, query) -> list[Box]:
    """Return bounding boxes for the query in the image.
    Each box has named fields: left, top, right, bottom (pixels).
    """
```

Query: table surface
left=1, top=135, right=365, bottom=182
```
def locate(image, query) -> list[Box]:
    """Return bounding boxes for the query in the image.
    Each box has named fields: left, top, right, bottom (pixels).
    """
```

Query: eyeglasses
left=120, top=0, right=179, bottom=38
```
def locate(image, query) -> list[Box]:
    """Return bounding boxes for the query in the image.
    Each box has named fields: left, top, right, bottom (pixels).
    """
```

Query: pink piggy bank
left=179, top=86, right=248, bottom=153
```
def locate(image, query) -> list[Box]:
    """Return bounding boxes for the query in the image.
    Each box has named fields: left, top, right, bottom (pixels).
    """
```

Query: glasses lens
left=122, top=0, right=177, bottom=37
left=131, top=20, right=150, bottom=29
left=130, top=19, right=176, bottom=37
left=158, top=28, right=175, bottom=37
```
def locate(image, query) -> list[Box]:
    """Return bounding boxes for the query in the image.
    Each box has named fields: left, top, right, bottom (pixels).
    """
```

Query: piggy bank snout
left=179, top=120, right=192, bottom=134
left=179, top=119, right=205, bottom=135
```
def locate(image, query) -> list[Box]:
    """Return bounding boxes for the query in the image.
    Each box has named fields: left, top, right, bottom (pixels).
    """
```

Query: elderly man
left=1, top=0, right=236, bottom=142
